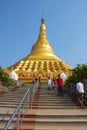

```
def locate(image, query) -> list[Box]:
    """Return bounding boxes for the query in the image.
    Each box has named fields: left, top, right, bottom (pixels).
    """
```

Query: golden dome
left=6, top=17, right=73, bottom=82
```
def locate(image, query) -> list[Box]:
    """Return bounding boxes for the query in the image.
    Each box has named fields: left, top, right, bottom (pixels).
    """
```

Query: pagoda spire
left=30, top=17, right=54, bottom=55
left=39, top=16, right=46, bottom=39
left=41, top=16, right=45, bottom=24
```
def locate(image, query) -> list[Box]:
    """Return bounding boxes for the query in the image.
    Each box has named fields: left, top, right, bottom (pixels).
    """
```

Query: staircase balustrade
left=3, top=84, right=38, bottom=130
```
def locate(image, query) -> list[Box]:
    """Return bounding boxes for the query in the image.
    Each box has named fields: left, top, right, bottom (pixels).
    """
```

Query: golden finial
left=41, top=15, right=45, bottom=24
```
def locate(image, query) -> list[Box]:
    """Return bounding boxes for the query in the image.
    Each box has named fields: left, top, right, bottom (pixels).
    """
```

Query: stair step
left=20, top=123, right=87, bottom=130
left=0, top=122, right=15, bottom=129
left=31, top=106, right=77, bottom=109
left=22, top=117, right=87, bottom=123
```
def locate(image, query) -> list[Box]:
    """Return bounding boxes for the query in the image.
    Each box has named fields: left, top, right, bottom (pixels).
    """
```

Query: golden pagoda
left=5, top=17, right=73, bottom=82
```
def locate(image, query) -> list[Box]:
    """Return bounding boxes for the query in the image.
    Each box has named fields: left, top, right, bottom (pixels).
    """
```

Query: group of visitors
left=32, top=74, right=85, bottom=108
left=47, top=74, right=85, bottom=107
left=47, top=74, right=64, bottom=97
left=32, top=76, right=41, bottom=87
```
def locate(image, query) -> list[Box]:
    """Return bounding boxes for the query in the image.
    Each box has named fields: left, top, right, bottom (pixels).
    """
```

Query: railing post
left=27, top=90, right=30, bottom=111
left=30, top=87, right=32, bottom=109
left=17, top=109, right=21, bottom=130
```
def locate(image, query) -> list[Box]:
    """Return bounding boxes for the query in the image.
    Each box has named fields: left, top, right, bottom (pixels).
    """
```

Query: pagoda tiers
left=5, top=17, right=73, bottom=82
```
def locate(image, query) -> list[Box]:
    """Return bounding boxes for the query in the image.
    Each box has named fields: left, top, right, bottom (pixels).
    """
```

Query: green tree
left=0, top=66, right=16, bottom=86
left=65, top=64, right=87, bottom=86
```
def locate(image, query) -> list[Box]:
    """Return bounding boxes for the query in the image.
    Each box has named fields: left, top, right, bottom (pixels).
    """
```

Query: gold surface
left=5, top=17, right=73, bottom=82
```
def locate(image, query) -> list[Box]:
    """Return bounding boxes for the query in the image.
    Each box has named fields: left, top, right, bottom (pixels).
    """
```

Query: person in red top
left=57, top=74, right=63, bottom=96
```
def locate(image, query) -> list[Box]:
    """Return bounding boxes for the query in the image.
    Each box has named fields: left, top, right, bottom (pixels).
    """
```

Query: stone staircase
left=0, top=84, right=32, bottom=130
left=0, top=83, right=87, bottom=130
left=20, top=83, right=87, bottom=130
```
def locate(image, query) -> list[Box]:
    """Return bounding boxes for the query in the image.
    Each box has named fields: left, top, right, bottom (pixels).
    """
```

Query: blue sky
left=0, top=0, right=87, bottom=69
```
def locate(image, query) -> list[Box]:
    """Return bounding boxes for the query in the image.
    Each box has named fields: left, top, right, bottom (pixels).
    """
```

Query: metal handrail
left=4, top=83, right=38, bottom=130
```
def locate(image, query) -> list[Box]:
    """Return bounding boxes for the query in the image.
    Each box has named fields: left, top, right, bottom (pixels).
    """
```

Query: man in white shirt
left=76, top=82, right=84, bottom=93
left=76, top=79, right=84, bottom=108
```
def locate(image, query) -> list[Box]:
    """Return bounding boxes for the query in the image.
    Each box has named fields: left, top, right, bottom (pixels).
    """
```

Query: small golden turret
left=6, top=17, right=72, bottom=82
